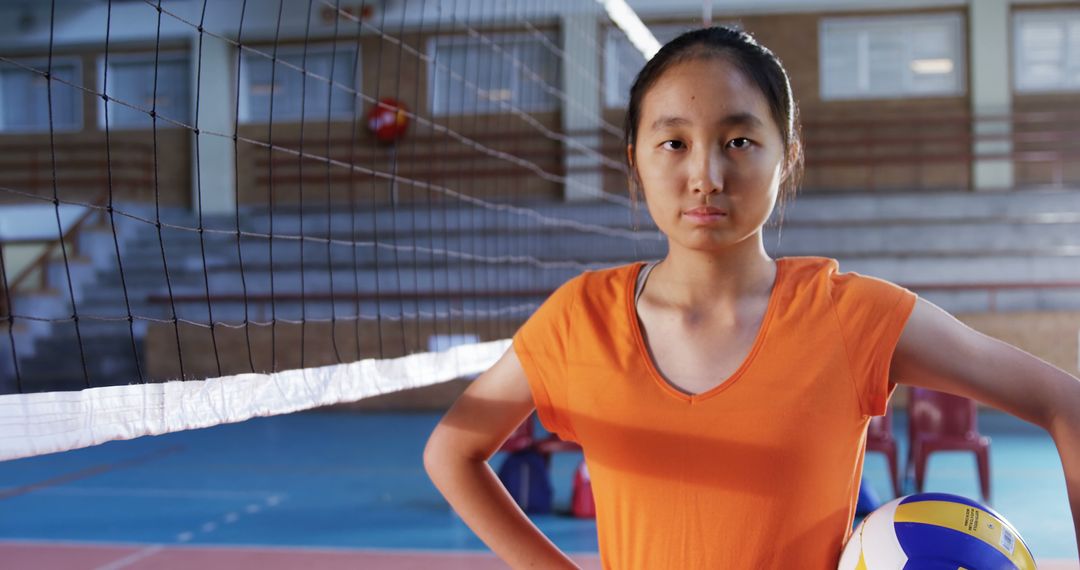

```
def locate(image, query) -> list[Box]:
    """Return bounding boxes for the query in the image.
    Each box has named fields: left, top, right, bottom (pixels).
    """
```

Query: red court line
left=0, top=542, right=604, bottom=570
left=2, top=542, right=1075, bottom=570
left=0, top=446, right=185, bottom=501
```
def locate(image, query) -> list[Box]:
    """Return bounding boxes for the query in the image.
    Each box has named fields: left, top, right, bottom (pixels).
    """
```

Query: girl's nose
left=689, top=146, right=723, bottom=195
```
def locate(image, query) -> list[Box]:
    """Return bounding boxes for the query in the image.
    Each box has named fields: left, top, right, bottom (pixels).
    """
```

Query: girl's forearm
left=1050, top=409, right=1080, bottom=557
left=425, top=452, right=579, bottom=569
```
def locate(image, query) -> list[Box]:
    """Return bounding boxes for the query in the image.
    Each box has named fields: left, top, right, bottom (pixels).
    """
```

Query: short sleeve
left=830, top=271, right=918, bottom=417
left=512, top=275, right=582, bottom=442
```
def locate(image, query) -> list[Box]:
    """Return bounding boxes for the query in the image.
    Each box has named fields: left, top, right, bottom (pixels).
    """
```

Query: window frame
left=426, top=32, right=560, bottom=117
left=96, top=51, right=190, bottom=130
left=818, top=13, right=967, bottom=101
left=238, top=42, right=362, bottom=125
left=0, top=57, right=83, bottom=133
left=1013, top=9, right=1080, bottom=94
left=603, top=23, right=692, bottom=109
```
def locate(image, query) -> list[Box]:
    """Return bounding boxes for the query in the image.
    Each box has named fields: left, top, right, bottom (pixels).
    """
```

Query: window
left=99, top=53, right=189, bottom=129
left=605, top=24, right=687, bottom=108
left=819, top=14, right=965, bottom=100
left=240, top=44, right=360, bottom=123
left=1014, top=10, right=1080, bottom=93
left=428, top=33, right=560, bottom=115
left=0, top=59, right=81, bottom=132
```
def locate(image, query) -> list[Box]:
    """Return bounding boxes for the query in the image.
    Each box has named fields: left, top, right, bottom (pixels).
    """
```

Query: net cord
left=46, top=0, right=93, bottom=390
left=102, top=0, right=147, bottom=385
left=497, top=0, right=517, bottom=341
left=232, top=0, right=258, bottom=374
left=296, top=0, right=314, bottom=369
left=421, top=0, right=453, bottom=350
left=434, top=0, right=460, bottom=345
left=193, top=0, right=225, bottom=378
left=323, top=0, right=344, bottom=364
left=461, top=0, right=483, bottom=339
left=3, top=303, right=539, bottom=328
left=369, top=0, right=390, bottom=357
left=266, top=0, right=286, bottom=372
left=0, top=246, right=21, bottom=393
left=149, top=0, right=187, bottom=380
left=344, top=1, right=368, bottom=361
left=404, top=0, right=427, bottom=353
left=387, top=0, right=413, bottom=355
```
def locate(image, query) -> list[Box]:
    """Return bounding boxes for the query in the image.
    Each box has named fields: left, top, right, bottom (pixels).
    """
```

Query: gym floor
left=0, top=410, right=1075, bottom=569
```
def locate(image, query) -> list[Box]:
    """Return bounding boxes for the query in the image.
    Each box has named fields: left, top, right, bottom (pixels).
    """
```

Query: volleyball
left=367, top=97, right=409, bottom=143
left=838, top=493, right=1037, bottom=570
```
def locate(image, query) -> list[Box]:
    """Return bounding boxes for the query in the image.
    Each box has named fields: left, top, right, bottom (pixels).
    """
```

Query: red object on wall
left=367, top=98, right=409, bottom=143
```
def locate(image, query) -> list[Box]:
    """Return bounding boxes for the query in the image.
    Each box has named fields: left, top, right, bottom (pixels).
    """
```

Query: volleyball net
left=0, top=0, right=668, bottom=461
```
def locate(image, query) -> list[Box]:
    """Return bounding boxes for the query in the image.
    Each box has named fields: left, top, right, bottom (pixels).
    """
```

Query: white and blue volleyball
left=838, top=492, right=1037, bottom=570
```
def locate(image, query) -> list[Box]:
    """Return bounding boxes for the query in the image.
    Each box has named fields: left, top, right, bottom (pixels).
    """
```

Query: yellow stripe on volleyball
left=894, top=501, right=1036, bottom=569
left=854, top=550, right=868, bottom=570
left=852, top=516, right=870, bottom=570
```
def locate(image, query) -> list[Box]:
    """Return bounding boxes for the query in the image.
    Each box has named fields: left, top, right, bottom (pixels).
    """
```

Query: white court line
left=170, top=494, right=287, bottom=547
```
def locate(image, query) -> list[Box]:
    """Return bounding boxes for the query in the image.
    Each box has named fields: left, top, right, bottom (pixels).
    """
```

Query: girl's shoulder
left=561, top=262, right=642, bottom=301
left=780, top=255, right=897, bottom=285
left=778, top=255, right=839, bottom=278
left=540, top=262, right=641, bottom=310
left=778, top=256, right=913, bottom=308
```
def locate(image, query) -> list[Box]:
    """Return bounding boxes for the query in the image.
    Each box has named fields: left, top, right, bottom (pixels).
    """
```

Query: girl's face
left=630, top=56, right=786, bottom=254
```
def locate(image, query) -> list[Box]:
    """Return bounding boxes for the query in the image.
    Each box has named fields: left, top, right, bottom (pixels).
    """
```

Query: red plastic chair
left=866, top=405, right=901, bottom=498
left=535, top=432, right=589, bottom=518
left=498, top=415, right=536, bottom=454
left=500, top=414, right=592, bottom=517
left=907, top=387, right=992, bottom=503
left=500, top=413, right=582, bottom=455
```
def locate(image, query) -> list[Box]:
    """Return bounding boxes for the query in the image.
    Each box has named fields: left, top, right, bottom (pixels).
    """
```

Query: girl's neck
left=650, top=234, right=777, bottom=311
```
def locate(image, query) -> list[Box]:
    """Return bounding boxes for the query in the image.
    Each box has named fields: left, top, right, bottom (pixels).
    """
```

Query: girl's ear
left=626, top=143, right=635, bottom=168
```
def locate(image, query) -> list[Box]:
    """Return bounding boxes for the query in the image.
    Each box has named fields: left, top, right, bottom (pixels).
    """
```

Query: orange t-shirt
left=512, top=256, right=917, bottom=569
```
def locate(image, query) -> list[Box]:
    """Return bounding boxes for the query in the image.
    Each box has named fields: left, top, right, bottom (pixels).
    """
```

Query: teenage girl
left=424, top=26, right=1080, bottom=569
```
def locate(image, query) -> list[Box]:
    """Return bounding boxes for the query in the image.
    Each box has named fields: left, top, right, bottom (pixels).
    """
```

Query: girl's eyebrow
left=649, top=115, right=692, bottom=131
left=648, top=112, right=764, bottom=132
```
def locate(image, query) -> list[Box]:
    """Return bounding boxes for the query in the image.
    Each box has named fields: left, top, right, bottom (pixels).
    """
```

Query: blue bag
left=496, top=449, right=553, bottom=514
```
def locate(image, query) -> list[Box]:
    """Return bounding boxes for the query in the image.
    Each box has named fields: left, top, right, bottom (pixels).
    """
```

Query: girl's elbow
left=1049, top=386, right=1080, bottom=438
left=422, top=428, right=476, bottom=481
left=423, top=430, right=448, bottom=478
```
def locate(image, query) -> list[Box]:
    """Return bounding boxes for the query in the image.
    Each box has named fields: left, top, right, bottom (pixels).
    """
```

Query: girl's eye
left=661, top=140, right=685, bottom=151
left=727, top=137, right=752, bottom=150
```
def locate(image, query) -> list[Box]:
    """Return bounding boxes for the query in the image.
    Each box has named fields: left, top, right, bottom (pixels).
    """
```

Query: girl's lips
left=684, top=206, right=727, bottom=215
left=683, top=207, right=728, bottom=222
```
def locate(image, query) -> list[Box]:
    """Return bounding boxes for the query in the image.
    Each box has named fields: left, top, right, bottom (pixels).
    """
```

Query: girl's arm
left=423, top=348, right=579, bottom=570
left=890, top=298, right=1080, bottom=554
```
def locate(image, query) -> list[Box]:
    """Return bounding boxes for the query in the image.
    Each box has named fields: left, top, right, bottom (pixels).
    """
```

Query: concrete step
left=114, top=221, right=1080, bottom=268
left=231, top=188, right=1080, bottom=232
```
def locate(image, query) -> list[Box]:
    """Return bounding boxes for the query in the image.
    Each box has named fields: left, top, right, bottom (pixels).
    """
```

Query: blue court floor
left=0, top=409, right=1075, bottom=568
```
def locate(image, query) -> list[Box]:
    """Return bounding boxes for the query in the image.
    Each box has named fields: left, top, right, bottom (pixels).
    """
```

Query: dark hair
left=624, top=26, right=803, bottom=216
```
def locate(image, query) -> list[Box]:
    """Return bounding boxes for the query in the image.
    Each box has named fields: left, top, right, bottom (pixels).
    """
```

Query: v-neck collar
left=626, top=258, right=789, bottom=404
